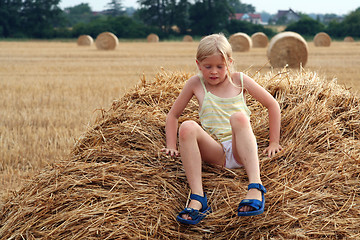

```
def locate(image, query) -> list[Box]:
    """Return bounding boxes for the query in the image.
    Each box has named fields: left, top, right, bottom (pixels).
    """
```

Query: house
left=273, top=8, right=301, bottom=24
left=231, top=13, right=263, bottom=25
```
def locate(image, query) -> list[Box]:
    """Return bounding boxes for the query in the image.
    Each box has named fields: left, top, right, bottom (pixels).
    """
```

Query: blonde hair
left=196, top=33, right=234, bottom=77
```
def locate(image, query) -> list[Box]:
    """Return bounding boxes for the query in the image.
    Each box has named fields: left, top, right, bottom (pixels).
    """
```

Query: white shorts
left=222, top=139, right=243, bottom=169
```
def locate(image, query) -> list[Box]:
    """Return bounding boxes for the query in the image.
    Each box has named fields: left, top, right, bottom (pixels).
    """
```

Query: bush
left=71, top=15, right=162, bottom=39
left=285, top=17, right=325, bottom=37
left=225, top=20, right=276, bottom=38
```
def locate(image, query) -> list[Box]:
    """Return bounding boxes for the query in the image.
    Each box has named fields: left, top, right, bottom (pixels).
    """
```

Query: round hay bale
left=147, top=33, right=159, bottom=42
left=228, top=33, right=252, bottom=52
left=183, top=35, right=193, bottom=42
left=344, top=36, right=354, bottom=42
left=251, top=32, right=268, bottom=48
left=267, top=31, right=308, bottom=68
left=95, top=32, right=118, bottom=50
left=77, top=35, right=93, bottom=46
left=313, top=32, right=331, bottom=47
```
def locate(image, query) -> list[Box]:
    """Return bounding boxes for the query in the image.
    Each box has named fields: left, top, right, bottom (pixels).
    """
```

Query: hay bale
left=313, top=32, right=331, bottom=47
left=1, top=70, right=359, bottom=239
left=344, top=36, right=355, bottom=42
left=251, top=32, right=268, bottom=48
left=95, top=32, right=118, bottom=50
left=229, top=33, right=252, bottom=52
left=183, top=35, right=193, bottom=42
left=77, top=35, right=94, bottom=46
left=267, top=31, right=308, bottom=68
left=147, top=33, right=159, bottom=42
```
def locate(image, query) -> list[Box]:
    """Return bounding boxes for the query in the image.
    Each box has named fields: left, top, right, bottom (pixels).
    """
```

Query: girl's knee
left=230, top=112, right=250, bottom=129
left=179, top=120, right=199, bottom=140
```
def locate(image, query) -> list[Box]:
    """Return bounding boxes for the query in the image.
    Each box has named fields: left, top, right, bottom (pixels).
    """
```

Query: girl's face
left=196, top=54, right=231, bottom=86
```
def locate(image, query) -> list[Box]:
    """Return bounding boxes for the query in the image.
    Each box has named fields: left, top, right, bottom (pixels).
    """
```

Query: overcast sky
left=59, top=0, right=359, bottom=15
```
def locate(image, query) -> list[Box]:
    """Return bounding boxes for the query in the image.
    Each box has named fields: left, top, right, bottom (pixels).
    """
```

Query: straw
left=1, top=69, right=359, bottom=239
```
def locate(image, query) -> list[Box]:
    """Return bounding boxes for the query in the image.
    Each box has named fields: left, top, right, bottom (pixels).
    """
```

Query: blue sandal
left=237, top=183, right=267, bottom=216
left=176, top=193, right=211, bottom=225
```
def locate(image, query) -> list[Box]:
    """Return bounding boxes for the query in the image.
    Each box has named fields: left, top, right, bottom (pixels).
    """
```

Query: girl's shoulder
left=185, top=74, right=202, bottom=87
left=180, top=75, right=204, bottom=102
left=230, top=72, right=243, bottom=85
left=230, top=72, right=257, bottom=91
left=188, top=74, right=200, bottom=82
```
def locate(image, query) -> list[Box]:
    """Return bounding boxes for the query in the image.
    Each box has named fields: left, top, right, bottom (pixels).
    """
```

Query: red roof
left=232, top=13, right=261, bottom=20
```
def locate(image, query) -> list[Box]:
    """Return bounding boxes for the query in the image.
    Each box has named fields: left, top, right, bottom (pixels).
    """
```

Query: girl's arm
left=242, top=73, right=283, bottom=157
left=162, top=76, right=197, bottom=156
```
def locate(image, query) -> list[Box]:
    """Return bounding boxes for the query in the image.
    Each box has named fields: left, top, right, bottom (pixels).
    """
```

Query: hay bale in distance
left=1, top=70, right=359, bottom=239
left=229, top=33, right=252, bottom=52
left=267, top=31, right=308, bottom=68
left=147, top=33, right=159, bottom=42
left=77, top=35, right=94, bottom=46
left=314, top=32, right=331, bottom=47
left=251, top=32, right=268, bottom=48
left=182, top=35, right=193, bottom=42
left=344, top=36, right=355, bottom=42
left=95, top=32, right=118, bottom=50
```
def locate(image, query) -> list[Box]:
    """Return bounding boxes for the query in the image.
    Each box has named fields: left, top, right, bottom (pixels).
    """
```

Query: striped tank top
left=199, top=73, right=251, bottom=142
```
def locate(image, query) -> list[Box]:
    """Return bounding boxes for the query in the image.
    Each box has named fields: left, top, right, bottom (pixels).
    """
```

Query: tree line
left=0, top=0, right=359, bottom=39
left=285, top=8, right=360, bottom=39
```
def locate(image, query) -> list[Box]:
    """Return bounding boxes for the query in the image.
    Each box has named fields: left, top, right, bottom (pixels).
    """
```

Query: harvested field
left=0, top=39, right=360, bottom=238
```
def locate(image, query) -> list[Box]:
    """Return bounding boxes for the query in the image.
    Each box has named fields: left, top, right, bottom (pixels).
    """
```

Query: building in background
left=231, top=13, right=263, bottom=25
left=272, top=8, right=301, bottom=24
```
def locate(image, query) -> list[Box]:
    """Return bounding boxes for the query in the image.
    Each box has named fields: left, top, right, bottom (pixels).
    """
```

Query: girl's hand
left=161, top=148, right=179, bottom=157
left=263, top=142, right=283, bottom=158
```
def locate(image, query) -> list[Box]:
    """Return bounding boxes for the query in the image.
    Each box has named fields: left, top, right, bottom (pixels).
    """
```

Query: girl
left=162, top=33, right=282, bottom=225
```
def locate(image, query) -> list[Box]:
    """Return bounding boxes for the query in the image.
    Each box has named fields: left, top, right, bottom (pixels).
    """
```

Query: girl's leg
left=178, top=120, right=224, bottom=219
left=230, top=112, right=262, bottom=212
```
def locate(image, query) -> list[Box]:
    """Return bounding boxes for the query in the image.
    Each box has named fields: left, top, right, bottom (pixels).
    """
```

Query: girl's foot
left=238, top=187, right=262, bottom=212
left=237, top=183, right=267, bottom=216
left=181, top=199, right=203, bottom=220
left=176, top=193, right=211, bottom=224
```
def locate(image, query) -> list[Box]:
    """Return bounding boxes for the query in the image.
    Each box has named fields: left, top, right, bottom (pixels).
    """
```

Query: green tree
left=326, top=8, right=360, bottom=38
left=21, top=0, right=63, bottom=38
left=63, top=3, right=93, bottom=26
left=173, top=0, right=191, bottom=34
left=285, top=16, right=325, bottom=37
left=105, top=0, right=124, bottom=16
left=342, top=8, right=360, bottom=37
left=225, top=19, right=275, bottom=37
left=137, top=0, right=177, bottom=33
left=71, top=15, right=156, bottom=39
left=0, top=0, right=23, bottom=37
left=189, top=0, right=232, bottom=36
left=228, top=0, right=255, bottom=13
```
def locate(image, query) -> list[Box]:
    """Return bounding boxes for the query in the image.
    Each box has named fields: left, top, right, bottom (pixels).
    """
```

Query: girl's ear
left=196, top=59, right=201, bottom=70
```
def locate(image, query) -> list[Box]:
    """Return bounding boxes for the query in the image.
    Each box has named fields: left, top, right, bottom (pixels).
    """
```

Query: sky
left=59, top=0, right=359, bottom=15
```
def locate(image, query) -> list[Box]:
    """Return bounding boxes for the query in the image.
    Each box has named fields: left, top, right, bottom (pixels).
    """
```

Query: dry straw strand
left=95, top=32, right=119, bottom=50
left=77, top=35, right=94, bottom=46
left=267, top=31, right=308, bottom=68
left=251, top=32, right=268, bottom=48
left=0, top=69, right=359, bottom=239
left=314, top=32, right=331, bottom=47
left=147, top=33, right=159, bottom=42
left=229, top=32, right=252, bottom=52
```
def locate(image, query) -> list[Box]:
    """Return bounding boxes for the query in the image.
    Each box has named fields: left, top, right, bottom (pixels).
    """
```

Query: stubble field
left=0, top=39, right=359, bottom=202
